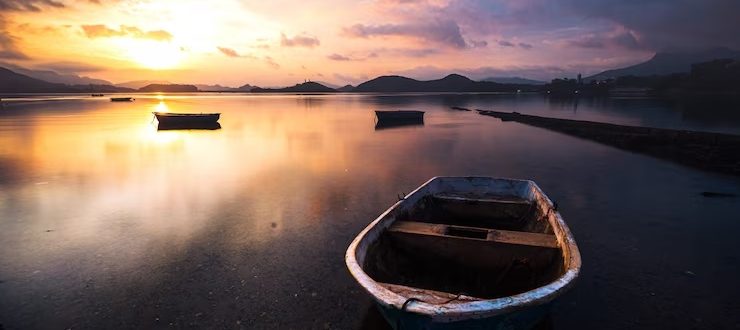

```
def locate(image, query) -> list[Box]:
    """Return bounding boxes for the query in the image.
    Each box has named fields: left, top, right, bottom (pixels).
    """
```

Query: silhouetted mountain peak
left=589, top=47, right=740, bottom=80
left=441, top=73, right=472, bottom=83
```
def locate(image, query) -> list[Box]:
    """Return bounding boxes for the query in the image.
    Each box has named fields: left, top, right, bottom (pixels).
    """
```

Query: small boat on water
left=346, top=176, right=580, bottom=329
left=375, top=118, right=424, bottom=130
left=91, top=94, right=105, bottom=97
left=153, top=112, right=221, bottom=130
left=375, top=110, right=424, bottom=121
left=110, top=97, right=133, bottom=102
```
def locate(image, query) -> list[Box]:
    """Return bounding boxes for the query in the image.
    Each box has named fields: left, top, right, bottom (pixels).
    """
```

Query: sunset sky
left=1, top=0, right=738, bottom=86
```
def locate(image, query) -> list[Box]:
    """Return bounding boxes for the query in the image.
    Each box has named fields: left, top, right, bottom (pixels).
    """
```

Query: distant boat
left=375, top=118, right=424, bottom=130
left=346, top=176, right=581, bottom=329
left=91, top=94, right=105, bottom=97
left=110, top=97, right=133, bottom=102
left=153, top=112, right=221, bottom=130
left=375, top=110, right=424, bottom=121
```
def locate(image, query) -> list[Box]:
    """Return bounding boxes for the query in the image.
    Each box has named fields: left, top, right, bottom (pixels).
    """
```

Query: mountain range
left=587, top=47, right=740, bottom=81
left=0, top=62, right=112, bottom=85
left=352, top=74, right=524, bottom=93
left=2, top=47, right=739, bottom=94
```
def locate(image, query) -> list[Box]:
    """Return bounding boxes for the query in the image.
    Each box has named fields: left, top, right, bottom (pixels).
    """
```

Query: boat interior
left=363, top=190, right=566, bottom=300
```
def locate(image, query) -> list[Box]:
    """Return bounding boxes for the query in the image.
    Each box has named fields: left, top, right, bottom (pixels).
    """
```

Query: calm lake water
left=1, top=93, right=739, bottom=329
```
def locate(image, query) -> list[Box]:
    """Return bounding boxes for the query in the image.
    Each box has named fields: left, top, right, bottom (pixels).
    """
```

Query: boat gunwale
left=152, top=111, right=221, bottom=117
left=345, top=176, right=581, bottom=323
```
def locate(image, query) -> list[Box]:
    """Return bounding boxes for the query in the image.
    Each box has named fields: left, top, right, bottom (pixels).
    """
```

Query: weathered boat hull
left=153, top=112, right=220, bottom=127
left=377, top=300, right=550, bottom=330
left=110, top=97, right=133, bottom=102
left=346, top=177, right=581, bottom=329
left=375, top=110, right=425, bottom=121
left=157, top=122, right=221, bottom=130
left=375, top=117, right=424, bottom=130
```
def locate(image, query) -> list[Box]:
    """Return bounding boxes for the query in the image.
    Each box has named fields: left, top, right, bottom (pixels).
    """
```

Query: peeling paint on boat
left=345, top=176, right=581, bottom=327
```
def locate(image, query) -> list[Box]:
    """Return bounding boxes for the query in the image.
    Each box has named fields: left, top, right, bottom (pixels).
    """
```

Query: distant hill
left=588, top=47, right=740, bottom=81
left=0, top=67, right=75, bottom=93
left=353, top=74, right=521, bottom=92
left=0, top=62, right=112, bottom=85
left=251, top=81, right=336, bottom=93
left=235, top=83, right=254, bottom=91
left=138, top=84, right=198, bottom=92
left=337, top=85, right=355, bottom=92
left=116, top=80, right=171, bottom=89
left=482, top=77, right=546, bottom=85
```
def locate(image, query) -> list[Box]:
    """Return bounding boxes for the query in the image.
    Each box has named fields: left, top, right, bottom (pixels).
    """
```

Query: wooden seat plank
left=389, top=221, right=558, bottom=249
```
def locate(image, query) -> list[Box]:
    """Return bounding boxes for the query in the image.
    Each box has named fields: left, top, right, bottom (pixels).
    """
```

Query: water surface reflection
left=0, top=94, right=739, bottom=329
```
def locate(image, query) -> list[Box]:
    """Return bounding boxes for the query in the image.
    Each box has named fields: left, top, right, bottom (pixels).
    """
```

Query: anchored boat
left=153, top=112, right=221, bottom=130
left=375, top=110, right=425, bottom=121
left=110, top=97, right=134, bottom=102
left=346, top=177, right=580, bottom=329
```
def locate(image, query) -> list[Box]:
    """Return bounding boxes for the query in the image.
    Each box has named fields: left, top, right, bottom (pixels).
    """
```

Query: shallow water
left=1, top=93, right=739, bottom=329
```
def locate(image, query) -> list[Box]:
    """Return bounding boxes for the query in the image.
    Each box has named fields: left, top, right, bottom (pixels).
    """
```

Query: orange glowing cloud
left=81, top=24, right=173, bottom=42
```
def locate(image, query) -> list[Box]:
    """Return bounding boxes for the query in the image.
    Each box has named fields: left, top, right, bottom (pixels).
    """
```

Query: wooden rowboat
left=110, top=97, right=133, bottom=102
left=153, top=112, right=221, bottom=130
left=375, top=110, right=425, bottom=121
left=346, top=177, right=580, bottom=329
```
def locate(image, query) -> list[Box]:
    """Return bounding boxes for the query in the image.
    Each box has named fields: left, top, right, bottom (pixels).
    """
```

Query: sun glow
left=126, top=41, right=184, bottom=70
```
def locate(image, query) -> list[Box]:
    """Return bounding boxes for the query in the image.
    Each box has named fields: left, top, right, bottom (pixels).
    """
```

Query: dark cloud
left=373, top=0, right=740, bottom=52
left=280, top=33, right=320, bottom=48
left=0, top=0, right=64, bottom=12
left=567, top=29, right=644, bottom=50
left=563, top=0, right=740, bottom=50
left=81, top=24, right=172, bottom=41
left=342, top=20, right=469, bottom=49
left=518, top=42, right=533, bottom=50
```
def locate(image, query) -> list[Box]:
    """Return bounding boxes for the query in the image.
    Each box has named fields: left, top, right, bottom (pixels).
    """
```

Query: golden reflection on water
left=0, top=95, right=424, bottom=272
left=0, top=94, right=600, bottom=276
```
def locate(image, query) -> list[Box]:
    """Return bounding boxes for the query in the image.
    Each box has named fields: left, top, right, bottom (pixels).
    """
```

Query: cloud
left=371, top=47, right=440, bottom=58
left=217, top=47, right=240, bottom=57
left=498, top=40, right=515, bottom=47
left=280, top=33, right=320, bottom=48
left=264, top=56, right=280, bottom=69
left=469, top=40, right=488, bottom=48
left=342, top=20, right=470, bottom=49
left=562, top=0, right=740, bottom=50
left=81, top=24, right=173, bottom=41
left=327, top=53, right=351, bottom=61
left=567, top=29, right=644, bottom=50
left=0, top=18, right=29, bottom=59
left=518, top=42, right=533, bottom=50
left=0, top=0, right=64, bottom=12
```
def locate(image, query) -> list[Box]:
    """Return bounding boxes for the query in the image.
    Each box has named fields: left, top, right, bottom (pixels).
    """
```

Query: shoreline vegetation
left=474, top=109, right=740, bottom=176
